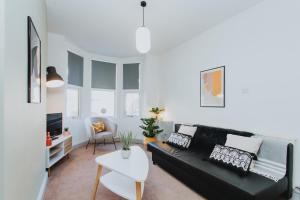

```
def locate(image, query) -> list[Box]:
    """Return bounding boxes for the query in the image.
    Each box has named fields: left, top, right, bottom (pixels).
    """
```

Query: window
left=91, top=90, right=115, bottom=116
left=66, top=87, right=80, bottom=118
left=125, top=91, right=139, bottom=116
left=67, top=51, right=83, bottom=118
left=91, top=60, right=116, bottom=117
left=123, top=63, right=140, bottom=116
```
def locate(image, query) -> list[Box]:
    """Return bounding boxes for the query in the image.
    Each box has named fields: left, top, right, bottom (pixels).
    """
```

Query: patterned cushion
left=92, top=121, right=105, bottom=133
left=209, top=144, right=253, bottom=174
left=167, top=132, right=192, bottom=149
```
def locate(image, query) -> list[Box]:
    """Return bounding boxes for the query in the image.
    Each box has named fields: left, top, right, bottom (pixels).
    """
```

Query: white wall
left=0, top=0, right=5, bottom=198
left=143, top=54, right=161, bottom=113
left=47, top=33, right=156, bottom=144
left=159, top=0, right=300, bottom=186
left=2, top=0, right=48, bottom=199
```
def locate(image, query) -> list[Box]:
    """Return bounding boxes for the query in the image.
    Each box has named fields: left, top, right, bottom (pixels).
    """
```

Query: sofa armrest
left=286, top=143, right=294, bottom=199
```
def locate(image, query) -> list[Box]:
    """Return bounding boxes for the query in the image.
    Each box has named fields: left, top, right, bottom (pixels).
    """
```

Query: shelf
left=100, top=171, right=144, bottom=200
left=50, top=147, right=62, bottom=157
left=49, top=153, right=63, bottom=167
left=46, top=135, right=73, bottom=170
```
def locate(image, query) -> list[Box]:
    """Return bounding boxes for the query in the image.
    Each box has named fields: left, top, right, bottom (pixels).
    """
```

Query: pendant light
left=136, top=1, right=151, bottom=54
left=46, top=66, right=64, bottom=88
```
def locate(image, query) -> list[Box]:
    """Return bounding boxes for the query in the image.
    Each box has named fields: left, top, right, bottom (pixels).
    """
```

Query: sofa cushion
left=225, top=134, right=263, bottom=155
left=209, top=144, right=253, bottom=174
left=148, top=141, right=288, bottom=199
left=178, top=125, right=197, bottom=137
left=167, top=132, right=192, bottom=149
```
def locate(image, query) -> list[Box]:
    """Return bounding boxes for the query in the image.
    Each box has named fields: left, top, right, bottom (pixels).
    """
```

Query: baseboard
left=36, top=172, right=48, bottom=200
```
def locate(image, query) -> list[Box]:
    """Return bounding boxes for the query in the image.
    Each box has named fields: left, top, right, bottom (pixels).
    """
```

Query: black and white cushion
left=209, top=144, right=253, bottom=174
left=167, top=132, right=192, bottom=149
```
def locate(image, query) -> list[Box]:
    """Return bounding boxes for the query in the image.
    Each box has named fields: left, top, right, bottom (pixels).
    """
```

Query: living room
left=0, top=0, right=300, bottom=200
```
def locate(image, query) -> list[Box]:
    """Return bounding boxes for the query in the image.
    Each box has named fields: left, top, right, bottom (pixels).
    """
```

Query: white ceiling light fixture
left=136, top=1, right=151, bottom=54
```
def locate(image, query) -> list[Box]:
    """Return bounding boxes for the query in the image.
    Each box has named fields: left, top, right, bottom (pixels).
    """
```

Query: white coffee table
left=91, top=146, right=149, bottom=200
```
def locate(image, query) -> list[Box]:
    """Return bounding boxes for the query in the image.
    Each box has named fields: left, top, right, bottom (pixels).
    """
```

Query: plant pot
left=63, top=131, right=70, bottom=136
left=121, top=149, right=131, bottom=159
left=143, top=136, right=157, bottom=145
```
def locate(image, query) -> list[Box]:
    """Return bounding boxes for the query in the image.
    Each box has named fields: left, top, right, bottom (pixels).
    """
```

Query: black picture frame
left=200, top=66, right=225, bottom=108
left=27, top=16, right=41, bottom=103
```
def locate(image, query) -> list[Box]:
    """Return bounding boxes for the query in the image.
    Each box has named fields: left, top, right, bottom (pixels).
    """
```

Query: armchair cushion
left=85, top=117, right=118, bottom=140
left=92, top=121, right=105, bottom=133
left=94, top=131, right=113, bottom=139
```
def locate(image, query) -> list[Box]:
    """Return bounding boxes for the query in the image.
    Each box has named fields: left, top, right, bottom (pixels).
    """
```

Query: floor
left=44, top=142, right=204, bottom=200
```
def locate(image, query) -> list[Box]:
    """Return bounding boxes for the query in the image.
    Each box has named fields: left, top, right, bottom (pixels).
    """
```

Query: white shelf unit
left=101, top=172, right=144, bottom=200
left=46, top=135, right=72, bottom=176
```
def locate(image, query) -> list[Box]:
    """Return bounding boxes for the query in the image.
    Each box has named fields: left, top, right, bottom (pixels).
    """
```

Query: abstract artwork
left=27, top=16, right=41, bottom=103
left=200, top=66, right=225, bottom=107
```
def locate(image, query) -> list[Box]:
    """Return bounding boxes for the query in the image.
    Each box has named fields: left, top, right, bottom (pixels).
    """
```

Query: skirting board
left=36, top=172, right=48, bottom=200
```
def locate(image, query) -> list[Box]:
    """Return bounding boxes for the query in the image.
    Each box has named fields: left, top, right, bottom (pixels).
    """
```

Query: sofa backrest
left=175, top=124, right=253, bottom=153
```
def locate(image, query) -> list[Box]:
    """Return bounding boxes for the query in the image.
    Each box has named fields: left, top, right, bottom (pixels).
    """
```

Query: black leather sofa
left=147, top=124, right=293, bottom=200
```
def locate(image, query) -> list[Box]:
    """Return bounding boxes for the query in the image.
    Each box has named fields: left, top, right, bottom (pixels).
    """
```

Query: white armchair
left=84, top=117, right=117, bottom=154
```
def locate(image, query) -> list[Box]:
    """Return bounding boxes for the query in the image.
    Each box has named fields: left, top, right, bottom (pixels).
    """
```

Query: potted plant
left=119, top=132, right=134, bottom=159
left=139, top=118, right=163, bottom=145
left=149, top=107, right=165, bottom=120
left=63, top=127, right=70, bottom=136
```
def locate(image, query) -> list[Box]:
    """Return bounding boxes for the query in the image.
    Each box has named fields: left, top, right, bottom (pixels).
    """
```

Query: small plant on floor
left=119, top=132, right=134, bottom=151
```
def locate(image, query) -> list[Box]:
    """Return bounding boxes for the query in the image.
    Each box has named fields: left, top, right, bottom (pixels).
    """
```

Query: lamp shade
left=136, top=26, right=151, bottom=54
left=46, top=66, right=64, bottom=88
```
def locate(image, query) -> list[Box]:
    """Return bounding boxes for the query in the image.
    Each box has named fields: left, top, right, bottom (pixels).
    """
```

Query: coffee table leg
left=91, top=165, right=103, bottom=200
left=135, top=182, right=142, bottom=200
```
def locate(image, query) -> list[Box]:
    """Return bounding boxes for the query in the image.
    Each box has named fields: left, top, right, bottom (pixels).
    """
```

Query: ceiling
left=47, top=0, right=263, bottom=57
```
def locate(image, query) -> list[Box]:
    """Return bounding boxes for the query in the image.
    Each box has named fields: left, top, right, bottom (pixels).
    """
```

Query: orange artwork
left=201, top=66, right=225, bottom=107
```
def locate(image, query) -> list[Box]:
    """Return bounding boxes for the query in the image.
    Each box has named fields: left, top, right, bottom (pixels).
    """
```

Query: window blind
left=91, top=60, right=116, bottom=89
left=123, top=63, right=139, bottom=89
left=68, top=51, right=84, bottom=86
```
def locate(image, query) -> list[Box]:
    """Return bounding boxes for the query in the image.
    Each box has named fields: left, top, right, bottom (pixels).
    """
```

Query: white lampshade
left=46, top=80, right=64, bottom=88
left=136, top=26, right=151, bottom=54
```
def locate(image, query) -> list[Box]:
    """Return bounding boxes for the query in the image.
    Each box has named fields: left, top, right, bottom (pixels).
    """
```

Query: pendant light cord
left=142, top=7, right=145, bottom=27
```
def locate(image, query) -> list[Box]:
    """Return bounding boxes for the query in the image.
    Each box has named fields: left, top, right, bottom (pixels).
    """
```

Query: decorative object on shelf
left=63, top=127, right=71, bottom=136
left=119, top=132, right=134, bottom=159
left=46, top=132, right=52, bottom=147
left=140, top=118, right=163, bottom=144
left=136, top=1, right=151, bottom=54
left=200, top=66, right=225, bottom=107
left=46, top=66, right=64, bottom=88
left=27, top=16, right=41, bottom=103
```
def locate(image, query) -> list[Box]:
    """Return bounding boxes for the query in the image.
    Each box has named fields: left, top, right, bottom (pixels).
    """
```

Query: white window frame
left=90, top=88, right=117, bottom=117
left=66, top=85, right=81, bottom=119
left=123, top=89, right=140, bottom=117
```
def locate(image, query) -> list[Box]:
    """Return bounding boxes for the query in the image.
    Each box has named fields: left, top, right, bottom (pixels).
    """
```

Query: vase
left=63, top=131, right=70, bottom=136
left=121, top=149, right=131, bottom=159
left=143, top=136, right=157, bottom=145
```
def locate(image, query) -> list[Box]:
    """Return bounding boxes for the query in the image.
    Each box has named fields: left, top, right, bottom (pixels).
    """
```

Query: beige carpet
left=44, top=143, right=204, bottom=200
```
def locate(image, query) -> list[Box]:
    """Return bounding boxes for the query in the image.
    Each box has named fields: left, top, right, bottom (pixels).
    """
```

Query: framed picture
left=27, top=16, right=41, bottom=103
left=200, top=66, right=225, bottom=107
